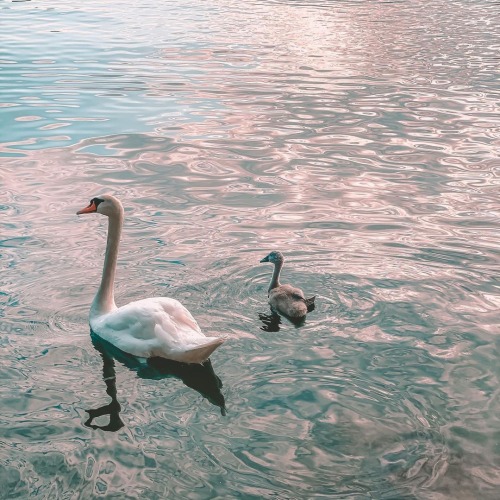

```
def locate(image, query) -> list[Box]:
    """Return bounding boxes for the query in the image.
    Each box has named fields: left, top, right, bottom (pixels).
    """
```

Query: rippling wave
left=1, top=0, right=499, bottom=497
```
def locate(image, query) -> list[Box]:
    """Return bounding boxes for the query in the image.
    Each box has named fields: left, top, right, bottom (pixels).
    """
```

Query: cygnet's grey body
left=260, top=251, right=315, bottom=320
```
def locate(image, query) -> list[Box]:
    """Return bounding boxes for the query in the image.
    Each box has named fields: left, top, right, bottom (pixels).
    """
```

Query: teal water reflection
left=1, top=0, right=499, bottom=498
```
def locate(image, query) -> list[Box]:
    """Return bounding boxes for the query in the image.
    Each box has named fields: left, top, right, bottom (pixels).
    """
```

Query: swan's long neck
left=91, top=209, right=123, bottom=316
left=268, top=260, right=283, bottom=292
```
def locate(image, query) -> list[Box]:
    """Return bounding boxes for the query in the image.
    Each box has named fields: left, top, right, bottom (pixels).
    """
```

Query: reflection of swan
left=84, top=336, right=124, bottom=432
left=77, top=195, right=225, bottom=363
left=259, top=312, right=282, bottom=332
left=259, top=251, right=315, bottom=321
left=85, top=332, right=227, bottom=431
left=145, top=357, right=226, bottom=415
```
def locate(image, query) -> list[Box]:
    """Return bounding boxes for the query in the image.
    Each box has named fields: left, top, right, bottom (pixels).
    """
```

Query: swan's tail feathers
left=305, top=296, right=316, bottom=313
left=179, top=337, right=225, bottom=364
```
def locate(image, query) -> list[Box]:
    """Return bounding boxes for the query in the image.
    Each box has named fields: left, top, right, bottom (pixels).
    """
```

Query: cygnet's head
left=77, top=194, right=123, bottom=218
left=260, top=251, right=284, bottom=264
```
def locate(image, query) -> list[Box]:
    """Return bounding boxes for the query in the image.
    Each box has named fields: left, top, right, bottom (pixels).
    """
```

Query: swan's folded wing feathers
left=156, top=297, right=202, bottom=334
left=102, top=301, right=161, bottom=339
left=271, top=284, right=306, bottom=301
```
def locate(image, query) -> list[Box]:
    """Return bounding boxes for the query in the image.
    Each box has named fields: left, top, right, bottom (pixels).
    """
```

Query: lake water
left=1, top=0, right=499, bottom=498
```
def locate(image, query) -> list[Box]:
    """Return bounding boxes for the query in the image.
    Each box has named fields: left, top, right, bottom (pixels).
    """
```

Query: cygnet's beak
left=260, top=256, right=269, bottom=263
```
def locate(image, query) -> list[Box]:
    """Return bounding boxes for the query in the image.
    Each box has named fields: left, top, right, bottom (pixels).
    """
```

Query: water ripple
left=1, top=0, right=500, bottom=498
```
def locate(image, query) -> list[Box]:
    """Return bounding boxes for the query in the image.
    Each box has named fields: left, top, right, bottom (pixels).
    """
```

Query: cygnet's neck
left=268, top=259, right=283, bottom=292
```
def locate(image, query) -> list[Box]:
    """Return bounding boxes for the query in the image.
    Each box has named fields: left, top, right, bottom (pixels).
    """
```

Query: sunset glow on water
left=1, top=0, right=499, bottom=498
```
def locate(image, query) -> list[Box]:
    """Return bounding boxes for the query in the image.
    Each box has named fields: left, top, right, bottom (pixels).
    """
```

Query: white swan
left=77, top=194, right=225, bottom=364
left=260, top=251, right=315, bottom=320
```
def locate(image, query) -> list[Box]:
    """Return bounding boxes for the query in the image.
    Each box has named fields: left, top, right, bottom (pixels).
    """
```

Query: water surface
left=1, top=0, right=499, bottom=498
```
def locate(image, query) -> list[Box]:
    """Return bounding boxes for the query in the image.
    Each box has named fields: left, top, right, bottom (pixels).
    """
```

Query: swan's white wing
left=91, top=300, right=164, bottom=357
left=152, top=298, right=224, bottom=351
left=154, top=297, right=203, bottom=335
left=90, top=297, right=223, bottom=360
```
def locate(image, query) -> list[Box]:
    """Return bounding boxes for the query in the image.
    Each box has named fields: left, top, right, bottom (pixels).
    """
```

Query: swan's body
left=260, top=251, right=315, bottom=320
left=77, top=195, right=224, bottom=364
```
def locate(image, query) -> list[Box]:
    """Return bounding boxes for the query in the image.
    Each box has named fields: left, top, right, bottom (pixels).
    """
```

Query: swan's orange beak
left=77, top=201, right=97, bottom=215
